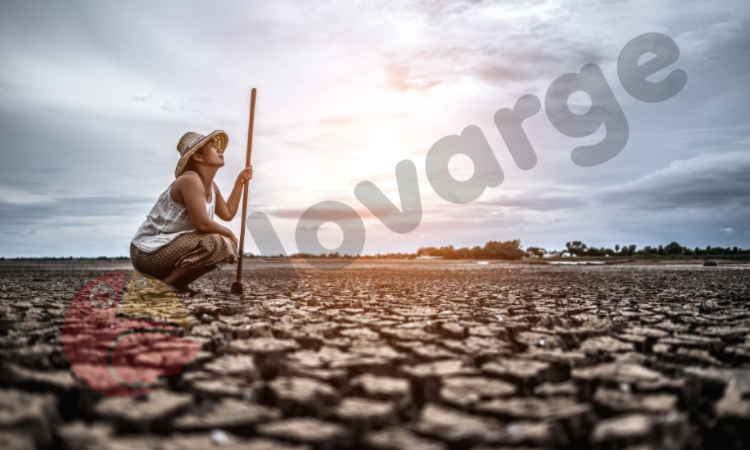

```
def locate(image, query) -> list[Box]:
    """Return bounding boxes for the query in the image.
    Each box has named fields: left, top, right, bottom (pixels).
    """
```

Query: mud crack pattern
left=1, top=260, right=749, bottom=449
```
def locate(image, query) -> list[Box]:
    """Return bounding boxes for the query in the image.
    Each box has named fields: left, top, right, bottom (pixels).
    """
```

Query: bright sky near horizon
left=0, top=0, right=748, bottom=257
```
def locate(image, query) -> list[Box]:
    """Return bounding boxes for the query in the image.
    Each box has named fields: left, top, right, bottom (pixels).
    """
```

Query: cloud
left=0, top=0, right=748, bottom=255
left=475, top=194, right=585, bottom=211
left=0, top=195, right=154, bottom=227
left=597, top=151, right=750, bottom=211
left=269, top=202, right=426, bottom=222
left=719, top=227, right=735, bottom=234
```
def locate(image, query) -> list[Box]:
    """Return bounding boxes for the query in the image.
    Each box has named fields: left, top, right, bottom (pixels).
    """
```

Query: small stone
left=210, top=429, right=229, bottom=445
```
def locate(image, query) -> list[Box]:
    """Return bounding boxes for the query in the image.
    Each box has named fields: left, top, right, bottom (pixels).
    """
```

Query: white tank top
left=131, top=171, right=216, bottom=253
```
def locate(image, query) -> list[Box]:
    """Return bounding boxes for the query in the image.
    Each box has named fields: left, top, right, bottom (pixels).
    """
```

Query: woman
left=130, top=130, right=253, bottom=297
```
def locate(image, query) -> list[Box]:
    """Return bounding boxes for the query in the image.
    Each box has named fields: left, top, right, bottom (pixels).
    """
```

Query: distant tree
left=440, top=245, right=456, bottom=258
left=417, top=246, right=445, bottom=257
left=483, top=240, right=526, bottom=260
left=526, top=247, right=547, bottom=257
left=665, top=241, right=683, bottom=255
left=565, top=241, right=588, bottom=256
left=615, top=244, right=620, bottom=253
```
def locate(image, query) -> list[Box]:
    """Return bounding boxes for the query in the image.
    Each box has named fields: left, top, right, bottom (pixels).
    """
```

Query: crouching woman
left=130, top=130, right=253, bottom=297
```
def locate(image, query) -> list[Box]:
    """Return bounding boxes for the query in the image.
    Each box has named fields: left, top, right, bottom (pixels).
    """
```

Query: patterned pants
left=130, top=232, right=238, bottom=280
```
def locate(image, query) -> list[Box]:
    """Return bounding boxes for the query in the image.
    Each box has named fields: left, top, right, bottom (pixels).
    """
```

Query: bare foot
left=169, top=284, right=200, bottom=298
left=161, top=282, right=191, bottom=299
left=171, top=287, right=192, bottom=298
left=137, top=283, right=184, bottom=299
left=182, top=285, right=201, bottom=296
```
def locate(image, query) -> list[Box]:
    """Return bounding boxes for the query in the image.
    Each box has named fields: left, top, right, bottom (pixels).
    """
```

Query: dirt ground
left=1, top=260, right=749, bottom=450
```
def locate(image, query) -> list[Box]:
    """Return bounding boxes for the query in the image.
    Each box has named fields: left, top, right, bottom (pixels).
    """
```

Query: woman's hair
left=184, top=147, right=204, bottom=173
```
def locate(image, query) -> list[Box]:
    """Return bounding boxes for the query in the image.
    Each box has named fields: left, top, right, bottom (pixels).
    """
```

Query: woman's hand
left=228, top=231, right=239, bottom=248
left=235, top=165, right=253, bottom=185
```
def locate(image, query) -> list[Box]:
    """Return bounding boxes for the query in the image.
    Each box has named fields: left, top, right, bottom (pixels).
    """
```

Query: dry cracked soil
left=1, top=259, right=750, bottom=450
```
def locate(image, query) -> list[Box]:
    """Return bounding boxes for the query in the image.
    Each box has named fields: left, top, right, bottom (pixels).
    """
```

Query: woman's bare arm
left=215, top=166, right=253, bottom=221
left=174, top=173, right=238, bottom=246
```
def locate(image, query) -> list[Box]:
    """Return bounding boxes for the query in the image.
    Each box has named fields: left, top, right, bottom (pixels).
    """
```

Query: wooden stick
left=232, top=88, right=257, bottom=294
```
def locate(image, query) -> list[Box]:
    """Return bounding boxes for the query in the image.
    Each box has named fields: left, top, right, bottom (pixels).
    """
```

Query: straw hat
left=175, top=130, right=229, bottom=178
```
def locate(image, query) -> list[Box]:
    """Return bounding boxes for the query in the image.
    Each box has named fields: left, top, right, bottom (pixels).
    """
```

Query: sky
left=0, top=0, right=748, bottom=257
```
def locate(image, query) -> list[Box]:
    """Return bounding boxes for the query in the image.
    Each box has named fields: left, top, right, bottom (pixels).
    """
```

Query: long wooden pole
left=232, top=88, right=256, bottom=295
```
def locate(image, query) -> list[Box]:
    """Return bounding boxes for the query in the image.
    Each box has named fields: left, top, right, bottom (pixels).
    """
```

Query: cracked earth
left=1, top=260, right=750, bottom=450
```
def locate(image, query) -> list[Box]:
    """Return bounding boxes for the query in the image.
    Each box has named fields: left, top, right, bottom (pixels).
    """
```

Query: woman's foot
left=182, top=285, right=201, bottom=296
left=170, top=284, right=200, bottom=298
left=138, top=283, right=187, bottom=299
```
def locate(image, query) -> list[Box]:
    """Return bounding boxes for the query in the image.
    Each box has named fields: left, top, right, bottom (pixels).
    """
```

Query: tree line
left=3, top=240, right=748, bottom=261
left=407, top=240, right=750, bottom=260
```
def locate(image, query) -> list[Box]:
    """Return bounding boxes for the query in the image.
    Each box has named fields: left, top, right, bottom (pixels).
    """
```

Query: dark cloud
left=0, top=195, right=154, bottom=227
left=597, top=151, right=750, bottom=210
left=0, top=0, right=748, bottom=255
